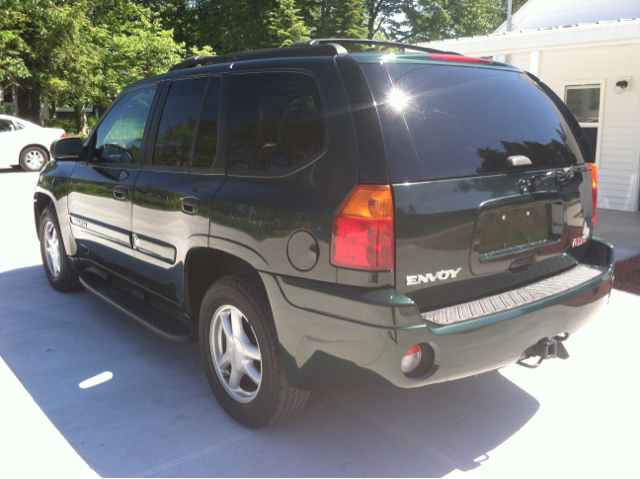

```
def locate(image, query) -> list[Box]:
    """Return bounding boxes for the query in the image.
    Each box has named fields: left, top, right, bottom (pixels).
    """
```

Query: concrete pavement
left=0, top=167, right=638, bottom=477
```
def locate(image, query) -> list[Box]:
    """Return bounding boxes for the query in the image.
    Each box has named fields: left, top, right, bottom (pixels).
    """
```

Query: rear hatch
left=357, top=57, right=594, bottom=313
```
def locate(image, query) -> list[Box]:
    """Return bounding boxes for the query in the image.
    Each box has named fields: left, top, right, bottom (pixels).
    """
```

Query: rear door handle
left=182, top=197, right=200, bottom=215
left=114, top=186, right=128, bottom=200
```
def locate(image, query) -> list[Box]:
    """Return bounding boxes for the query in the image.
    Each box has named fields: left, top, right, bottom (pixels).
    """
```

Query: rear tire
left=199, top=274, right=309, bottom=428
left=20, top=146, right=48, bottom=172
left=39, top=206, right=81, bottom=292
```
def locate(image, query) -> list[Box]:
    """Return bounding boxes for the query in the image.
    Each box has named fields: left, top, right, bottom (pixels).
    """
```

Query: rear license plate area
left=470, top=198, right=565, bottom=274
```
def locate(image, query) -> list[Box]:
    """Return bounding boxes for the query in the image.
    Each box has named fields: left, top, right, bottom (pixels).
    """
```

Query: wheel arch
left=21, top=143, right=51, bottom=158
left=33, top=190, right=55, bottom=239
left=184, top=247, right=268, bottom=322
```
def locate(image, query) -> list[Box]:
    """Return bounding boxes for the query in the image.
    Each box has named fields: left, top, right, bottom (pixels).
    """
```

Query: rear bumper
left=261, top=239, right=614, bottom=390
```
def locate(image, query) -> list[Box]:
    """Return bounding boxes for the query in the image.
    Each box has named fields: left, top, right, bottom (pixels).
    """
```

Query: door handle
left=114, top=186, right=128, bottom=200
left=182, top=197, right=200, bottom=215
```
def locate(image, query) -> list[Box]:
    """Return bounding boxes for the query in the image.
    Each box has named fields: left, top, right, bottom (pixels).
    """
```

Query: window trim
left=143, top=73, right=226, bottom=175
left=86, top=81, right=163, bottom=170
left=563, top=79, right=605, bottom=167
left=226, top=69, right=329, bottom=179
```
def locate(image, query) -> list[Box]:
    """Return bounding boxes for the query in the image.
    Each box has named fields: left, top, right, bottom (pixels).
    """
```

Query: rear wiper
left=517, top=166, right=576, bottom=193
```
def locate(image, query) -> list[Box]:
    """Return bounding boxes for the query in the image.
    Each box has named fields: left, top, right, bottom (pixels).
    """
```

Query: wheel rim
left=25, top=150, right=45, bottom=170
left=43, top=220, right=62, bottom=278
left=210, top=305, right=262, bottom=403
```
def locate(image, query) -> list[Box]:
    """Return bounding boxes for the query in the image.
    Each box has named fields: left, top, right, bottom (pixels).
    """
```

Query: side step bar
left=79, top=271, right=194, bottom=342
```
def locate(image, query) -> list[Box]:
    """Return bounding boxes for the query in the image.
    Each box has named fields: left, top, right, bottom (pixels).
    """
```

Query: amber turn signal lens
left=587, top=163, right=598, bottom=227
left=331, top=185, right=394, bottom=271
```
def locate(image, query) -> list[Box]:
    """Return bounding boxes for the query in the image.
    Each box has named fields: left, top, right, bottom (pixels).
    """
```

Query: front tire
left=39, top=206, right=80, bottom=292
left=199, top=274, right=309, bottom=428
left=20, top=146, right=48, bottom=172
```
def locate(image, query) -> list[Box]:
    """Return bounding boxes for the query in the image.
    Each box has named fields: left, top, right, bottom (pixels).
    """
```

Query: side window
left=228, top=72, right=325, bottom=174
left=93, top=84, right=158, bottom=164
left=193, top=77, right=221, bottom=168
left=153, top=77, right=209, bottom=167
left=0, top=119, right=14, bottom=132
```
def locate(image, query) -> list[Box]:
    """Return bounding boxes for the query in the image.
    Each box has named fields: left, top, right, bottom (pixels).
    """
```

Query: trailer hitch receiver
left=517, top=335, right=570, bottom=368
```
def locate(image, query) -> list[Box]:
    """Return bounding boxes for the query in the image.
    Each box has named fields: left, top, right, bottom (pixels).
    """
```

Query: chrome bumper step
left=420, top=265, right=602, bottom=325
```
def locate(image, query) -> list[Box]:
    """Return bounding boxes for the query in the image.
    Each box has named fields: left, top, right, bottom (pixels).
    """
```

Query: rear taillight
left=61, top=132, right=67, bottom=138
left=428, top=53, right=492, bottom=65
left=331, top=185, right=394, bottom=271
left=587, top=163, right=598, bottom=227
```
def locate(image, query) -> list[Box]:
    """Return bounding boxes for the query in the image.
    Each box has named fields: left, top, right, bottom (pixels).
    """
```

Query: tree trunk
left=74, top=102, right=88, bottom=136
left=17, top=84, right=42, bottom=125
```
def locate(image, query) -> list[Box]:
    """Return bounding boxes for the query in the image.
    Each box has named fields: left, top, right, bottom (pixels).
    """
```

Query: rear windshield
left=359, top=63, right=583, bottom=182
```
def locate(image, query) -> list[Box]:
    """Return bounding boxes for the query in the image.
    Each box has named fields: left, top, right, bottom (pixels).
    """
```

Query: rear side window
left=193, top=77, right=221, bottom=168
left=227, top=72, right=325, bottom=174
left=153, top=77, right=209, bottom=167
left=359, top=64, right=582, bottom=182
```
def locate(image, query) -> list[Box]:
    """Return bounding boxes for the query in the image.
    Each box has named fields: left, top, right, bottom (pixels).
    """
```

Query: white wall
left=495, top=0, right=640, bottom=35
left=506, top=44, right=640, bottom=211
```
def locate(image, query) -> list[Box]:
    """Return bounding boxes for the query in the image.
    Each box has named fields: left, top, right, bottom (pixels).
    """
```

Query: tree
left=198, top=0, right=277, bottom=54
left=270, top=0, right=309, bottom=47
left=0, top=0, right=186, bottom=131
left=390, top=0, right=502, bottom=43
left=363, top=0, right=404, bottom=39
left=298, top=0, right=367, bottom=39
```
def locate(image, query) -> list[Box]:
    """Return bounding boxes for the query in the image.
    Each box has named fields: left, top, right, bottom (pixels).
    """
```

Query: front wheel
left=39, top=206, right=80, bottom=291
left=20, top=146, right=48, bottom=172
left=199, top=274, right=309, bottom=428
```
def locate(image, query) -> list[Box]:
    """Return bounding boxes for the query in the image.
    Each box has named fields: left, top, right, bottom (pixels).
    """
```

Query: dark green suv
left=36, top=39, right=614, bottom=428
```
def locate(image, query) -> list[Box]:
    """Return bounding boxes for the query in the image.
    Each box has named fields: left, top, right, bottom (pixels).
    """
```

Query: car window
left=227, top=72, right=325, bottom=174
left=15, top=122, right=25, bottom=130
left=153, top=77, right=209, bottom=167
left=92, top=84, right=158, bottom=164
left=0, top=119, right=14, bottom=132
left=193, top=77, right=222, bottom=168
left=359, top=63, right=581, bottom=182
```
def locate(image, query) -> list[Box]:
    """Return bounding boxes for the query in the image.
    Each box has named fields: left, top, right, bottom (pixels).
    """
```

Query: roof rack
left=169, top=38, right=458, bottom=72
left=292, top=38, right=459, bottom=55
left=169, top=43, right=348, bottom=71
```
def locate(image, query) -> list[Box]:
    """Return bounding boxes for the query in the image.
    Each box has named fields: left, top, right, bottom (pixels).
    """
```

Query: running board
left=79, top=271, right=194, bottom=342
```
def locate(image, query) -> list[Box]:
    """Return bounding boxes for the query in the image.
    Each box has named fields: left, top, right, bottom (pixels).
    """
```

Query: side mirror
left=51, top=137, right=83, bottom=161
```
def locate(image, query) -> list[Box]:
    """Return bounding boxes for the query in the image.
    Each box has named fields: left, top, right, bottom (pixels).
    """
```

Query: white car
left=0, top=114, right=67, bottom=171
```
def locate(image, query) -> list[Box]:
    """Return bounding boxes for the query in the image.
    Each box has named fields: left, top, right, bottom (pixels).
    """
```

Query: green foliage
left=0, top=105, right=15, bottom=115
left=198, top=0, right=276, bottom=53
left=270, top=0, right=309, bottom=47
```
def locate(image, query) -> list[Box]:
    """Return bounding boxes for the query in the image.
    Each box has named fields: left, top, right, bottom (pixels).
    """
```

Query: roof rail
left=169, top=43, right=348, bottom=71
left=292, top=38, right=459, bottom=55
left=169, top=38, right=459, bottom=72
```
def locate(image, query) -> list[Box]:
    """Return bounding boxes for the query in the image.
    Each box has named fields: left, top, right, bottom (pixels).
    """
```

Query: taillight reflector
left=587, top=163, right=598, bottom=227
left=331, top=185, right=394, bottom=271
left=61, top=132, right=67, bottom=138
left=428, top=53, right=492, bottom=65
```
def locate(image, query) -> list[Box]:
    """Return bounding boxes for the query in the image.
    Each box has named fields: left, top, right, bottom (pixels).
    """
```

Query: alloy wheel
left=210, top=305, right=262, bottom=403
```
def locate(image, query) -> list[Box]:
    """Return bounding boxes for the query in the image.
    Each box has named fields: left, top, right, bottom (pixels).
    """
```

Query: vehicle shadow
left=0, top=265, right=539, bottom=478
left=0, top=166, right=25, bottom=174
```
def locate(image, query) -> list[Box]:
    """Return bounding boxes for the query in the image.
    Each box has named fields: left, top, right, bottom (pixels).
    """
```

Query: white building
left=419, top=0, right=640, bottom=212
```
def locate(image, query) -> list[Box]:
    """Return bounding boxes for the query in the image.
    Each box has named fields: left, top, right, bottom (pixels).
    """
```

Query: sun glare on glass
left=79, top=371, right=113, bottom=389
left=388, top=88, right=409, bottom=112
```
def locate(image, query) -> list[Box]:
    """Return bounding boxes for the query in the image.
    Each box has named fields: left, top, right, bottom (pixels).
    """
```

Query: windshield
left=359, top=63, right=583, bottom=182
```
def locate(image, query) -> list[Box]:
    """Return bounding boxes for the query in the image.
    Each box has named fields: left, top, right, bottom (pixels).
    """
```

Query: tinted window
left=93, top=84, right=157, bottom=164
left=153, top=77, right=208, bottom=167
left=228, top=72, right=324, bottom=174
left=193, top=77, right=221, bottom=168
left=0, top=120, right=13, bottom=132
left=360, top=64, right=581, bottom=182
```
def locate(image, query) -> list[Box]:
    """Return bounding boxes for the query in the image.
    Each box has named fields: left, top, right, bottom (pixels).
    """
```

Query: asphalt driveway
left=1, top=168, right=638, bottom=477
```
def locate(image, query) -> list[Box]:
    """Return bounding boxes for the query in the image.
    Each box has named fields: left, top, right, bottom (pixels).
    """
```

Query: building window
left=564, top=83, right=603, bottom=163
left=3, top=89, right=13, bottom=104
